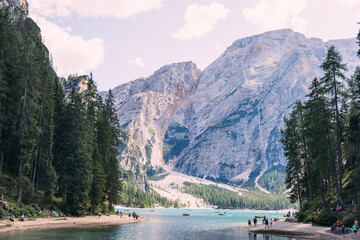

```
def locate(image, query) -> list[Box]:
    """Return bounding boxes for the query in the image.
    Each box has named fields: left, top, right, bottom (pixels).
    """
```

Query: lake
left=0, top=209, right=297, bottom=240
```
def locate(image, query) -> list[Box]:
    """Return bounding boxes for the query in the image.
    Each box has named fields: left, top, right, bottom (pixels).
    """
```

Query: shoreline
left=0, top=215, right=144, bottom=234
left=115, top=206, right=298, bottom=212
left=248, top=221, right=357, bottom=239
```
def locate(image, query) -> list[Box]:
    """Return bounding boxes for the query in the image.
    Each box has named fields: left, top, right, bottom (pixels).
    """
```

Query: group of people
left=248, top=216, right=278, bottom=228
left=353, top=219, right=359, bottom=238
left=7, top=213, right=25, bottom=225
left=335, top=218, right=359, bottom=238
left=132, top=211, right=139, bottom=220
left=331, top=204, right=343, bottom=212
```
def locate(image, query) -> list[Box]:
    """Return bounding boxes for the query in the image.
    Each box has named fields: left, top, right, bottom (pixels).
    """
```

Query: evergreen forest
left=183, top=182, right=296, bottom=210
left=0, top=9, right=122, bottom=217
left=281, top=26, right=360, bottom=226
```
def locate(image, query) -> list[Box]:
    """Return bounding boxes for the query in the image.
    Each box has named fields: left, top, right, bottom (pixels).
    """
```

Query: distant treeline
left=281, top=27, right=360, bottom=224
left=182, top=182, right=295, bottom=210
left=119, top=182, right=173, bottom=208
left=0, top=9, right=123, bottom=216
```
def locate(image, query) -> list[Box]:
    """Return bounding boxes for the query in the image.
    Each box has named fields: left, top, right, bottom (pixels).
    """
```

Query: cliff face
left=111, top=62, right=201, bottom=177
left=63, top=75, right=92, bottom=98
left=107, top=29, right=360, bottom=186
left=0, top=0, right=28, bottom=19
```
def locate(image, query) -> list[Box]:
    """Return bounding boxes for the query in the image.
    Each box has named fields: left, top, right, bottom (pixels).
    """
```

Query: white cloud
left=32, top=15, right=105, bottom=77
left=172, top=1, right=230, bottom=41
left=28, top=0, right=162, bottom=18
left=243, top=0, right=307, bottom=33
left=336, top=0, right=360, bottom=7
left=128, top=57, right=144, bottom=68
left=356, top=12, right=360, bottom=21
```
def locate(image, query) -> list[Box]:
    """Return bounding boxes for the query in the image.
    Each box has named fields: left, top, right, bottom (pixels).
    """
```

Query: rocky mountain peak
left=0, top=0, right=28, bottom=20
left=110, top=29, right=360, bottom=190
left=62, top=75, right=93, bottom=99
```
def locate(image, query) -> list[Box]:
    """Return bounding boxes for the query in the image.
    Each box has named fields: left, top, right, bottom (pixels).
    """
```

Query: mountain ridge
left=104, top=29, right=360, bottom=190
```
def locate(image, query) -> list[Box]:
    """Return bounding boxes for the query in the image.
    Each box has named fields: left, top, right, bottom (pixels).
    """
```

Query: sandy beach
left=249, top=220, right=359, bottom=239
left=0, top=215, right=143, bottom=234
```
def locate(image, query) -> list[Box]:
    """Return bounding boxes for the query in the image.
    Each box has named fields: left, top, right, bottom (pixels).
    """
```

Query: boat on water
left=255, top=215, right=264, bottom=218
left=218, top=213, right=225, bottom=215
left=150, top=210, right=155, bottom=212
left=183, top=213, right=190, bottom=216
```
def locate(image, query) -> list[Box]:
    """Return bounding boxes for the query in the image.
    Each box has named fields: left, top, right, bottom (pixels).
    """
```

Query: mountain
left=106, top=30, right=360, bottom=188
left=0, top=0, right=28, bottom=19
left=110, top=62, right=200, bottom=183
left=170, top=30, right=359, bottom=185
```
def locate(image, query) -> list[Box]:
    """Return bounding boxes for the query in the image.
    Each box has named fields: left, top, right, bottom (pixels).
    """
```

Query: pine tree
left=281, top=111, right=305, bottom=208
left=320, top=46, right=347, bottom=205
left=63, top=89, right=92, bottom=215
left=17, top=18, right=45, bottom=203
left=347, top=67, right=360, bottom=165
left=304, top=78, right=332, bottom=205
left=89, top=145, right=106, bottom=214
left=104, top=90, right=122, bottom=211
left=294, top=101, right=312, bottom=202
left=0, top=9, right=22, bottom=177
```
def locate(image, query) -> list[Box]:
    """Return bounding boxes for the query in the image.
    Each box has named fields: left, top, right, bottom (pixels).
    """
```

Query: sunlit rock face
left=0, top=0, right=28, bottom=19
left=109, top=29, right=360, bottom=185
left=110, top=62, right=201, bottom=177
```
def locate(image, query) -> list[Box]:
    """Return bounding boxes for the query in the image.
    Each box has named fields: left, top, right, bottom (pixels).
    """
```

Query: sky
left=27, top=0, right=360, bottom=91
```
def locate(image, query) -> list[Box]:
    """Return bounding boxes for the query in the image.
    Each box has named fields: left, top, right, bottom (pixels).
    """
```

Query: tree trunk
left=299, top=107, right=313, bottom=201
left=36, top=157, right=40, bottom=192
left=17, top=159, right=23, bottom=203
left=319, top=171, right=326, bottom=206
left=30, top=154, right=37, bottom=198
left=333, top=74, right=343, bottom=196
left=326, top=120, right=345, bottom=206
left=297, top=181, right=302, bottom=210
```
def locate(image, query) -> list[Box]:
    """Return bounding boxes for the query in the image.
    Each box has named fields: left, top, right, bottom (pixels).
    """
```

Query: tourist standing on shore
left=253, top=217, right=257, bottom=227
left=270, top=218, right=272, bottom=228
left=311, top=216, right=316, bottom=227
left=353, top=224, right=357, bottom=237
left=265, top=218, right=269, bottom=228
left=355, top=218, right=359, bottom=228
left=342, top=225, right=346, bottom=238
left=248, top=219, right=252, bottom=227
left=9, top=214, right=14, bottom=225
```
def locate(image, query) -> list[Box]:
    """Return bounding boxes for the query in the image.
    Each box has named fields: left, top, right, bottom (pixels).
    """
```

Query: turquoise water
left=0, top=209, right=297, bottom=240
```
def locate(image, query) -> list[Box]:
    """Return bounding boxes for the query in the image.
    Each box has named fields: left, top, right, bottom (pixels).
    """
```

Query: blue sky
left=27, top=0, right=360, bottom=91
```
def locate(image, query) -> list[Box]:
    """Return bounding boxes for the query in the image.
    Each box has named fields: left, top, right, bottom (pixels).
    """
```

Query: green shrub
left=342, top=209, right=360, bottom=227
left=316, top=210, right=341, bottom=226
left=31, top=203, right=41, bottom=212
left=21, top=205, right=39, bottom=217
left=51, top=210, right=59, bottom=217
left=342, top=213, right=355, bottom=227
left=0, top=207, right=8, bottom=219
left=296, top=211, right=310, bottom=222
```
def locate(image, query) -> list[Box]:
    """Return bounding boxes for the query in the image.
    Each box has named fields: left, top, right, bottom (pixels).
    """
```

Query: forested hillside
left=183, top=182, right=296, bottom=210
left=0, top=9, right=123, bottom=217
left=281, top=27, right=360, bottom=226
